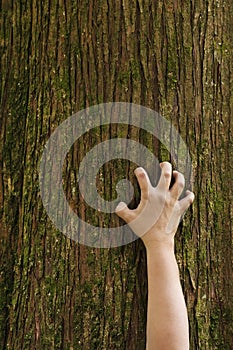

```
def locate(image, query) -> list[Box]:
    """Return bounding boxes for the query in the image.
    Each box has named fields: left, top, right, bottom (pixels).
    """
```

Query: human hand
left=115, top=162, right=194, bottom=248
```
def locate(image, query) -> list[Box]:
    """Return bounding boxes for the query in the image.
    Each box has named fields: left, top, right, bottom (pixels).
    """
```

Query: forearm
left=115, top=163, right=193, bottom=349
left=145, top=239, right=189, bottom=350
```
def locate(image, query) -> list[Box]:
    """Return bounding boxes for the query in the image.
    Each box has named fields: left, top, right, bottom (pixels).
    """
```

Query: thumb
left=115, top=202, right=134, bottom=223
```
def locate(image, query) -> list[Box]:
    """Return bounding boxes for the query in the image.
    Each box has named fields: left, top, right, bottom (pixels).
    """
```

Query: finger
left=170, top=171, right=185, bottom=199
left=115, top=201, right=134, bottom=223
left=134, top=167, right=151, bottom=205
left=157, top=162, right=172, bottom=190
left=179, top=190, right=195, bottom=214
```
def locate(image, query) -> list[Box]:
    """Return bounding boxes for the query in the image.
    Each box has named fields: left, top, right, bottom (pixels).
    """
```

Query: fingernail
left=116, top=202, right=127, bottom=211
left=134, top=167, right=144, bottom=174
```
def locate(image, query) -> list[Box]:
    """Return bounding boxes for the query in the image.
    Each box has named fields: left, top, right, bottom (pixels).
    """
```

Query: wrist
left=143, top=235, right=175, bottom=252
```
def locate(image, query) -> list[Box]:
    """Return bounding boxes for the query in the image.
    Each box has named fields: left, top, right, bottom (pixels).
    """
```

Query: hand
left=115, top=162, right=194, bottom=248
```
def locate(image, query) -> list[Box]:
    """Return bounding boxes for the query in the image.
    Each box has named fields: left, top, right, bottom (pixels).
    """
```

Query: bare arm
left=116, top=162, right=194, bottom=350
left=145, top=241, right=189, bottom=349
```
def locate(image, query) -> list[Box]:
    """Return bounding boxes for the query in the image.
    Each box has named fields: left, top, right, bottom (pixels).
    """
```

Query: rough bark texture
left=0, top=0, right=232, bottom=349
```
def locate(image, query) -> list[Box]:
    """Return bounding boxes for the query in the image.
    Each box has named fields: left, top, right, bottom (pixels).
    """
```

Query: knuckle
left=164, top=170, right=171, bottom=178
left=167, top=196, right=176, bottom=207
left=164, top=193, right=174, bottom=207
left=138, top=171, right=145, bottom=179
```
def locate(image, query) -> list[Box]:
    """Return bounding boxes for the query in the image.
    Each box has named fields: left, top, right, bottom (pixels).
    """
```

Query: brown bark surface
left=0, top=1, right=232, bottom=349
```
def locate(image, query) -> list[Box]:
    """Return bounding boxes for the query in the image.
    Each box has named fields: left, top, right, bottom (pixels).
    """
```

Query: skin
left=116, top=162, right=195, bottom=350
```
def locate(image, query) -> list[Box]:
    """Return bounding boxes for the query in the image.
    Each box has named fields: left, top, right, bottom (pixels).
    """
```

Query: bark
left=0, top=0, right=232, bottom=349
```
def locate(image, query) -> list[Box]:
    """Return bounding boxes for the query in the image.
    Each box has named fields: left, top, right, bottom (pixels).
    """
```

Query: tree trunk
left=0, top=0, right=232, bottom=349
